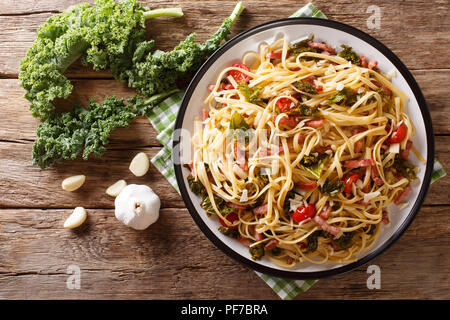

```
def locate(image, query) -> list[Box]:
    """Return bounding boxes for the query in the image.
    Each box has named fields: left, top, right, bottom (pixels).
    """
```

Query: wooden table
left=0, top=0, right=449, bottom=300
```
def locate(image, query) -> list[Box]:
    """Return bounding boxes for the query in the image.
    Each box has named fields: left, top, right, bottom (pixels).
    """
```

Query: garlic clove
left=62, top=175, right=86, bottom=191
left=64, top=207, right=87, bottom=229
left=129, top=152, right=150, bottom=177
left=106, top=179, right=127, bottom=197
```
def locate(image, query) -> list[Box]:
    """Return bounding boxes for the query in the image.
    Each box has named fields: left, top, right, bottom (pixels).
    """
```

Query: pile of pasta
left=187, top=37, right=422, bottom=266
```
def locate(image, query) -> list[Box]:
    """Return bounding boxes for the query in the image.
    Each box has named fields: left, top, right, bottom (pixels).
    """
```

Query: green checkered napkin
left=148, top=3, right=446, bottom=299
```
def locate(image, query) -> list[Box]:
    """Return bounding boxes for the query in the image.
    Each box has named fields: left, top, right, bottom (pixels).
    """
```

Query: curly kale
left=293, top=80, right=317, bottom=94
left=338, top=45, right=361, bottom=66
left=320, top=179, right=344, bottom=196
left=120, top=2, right=245, bottom=97
left=328, top=87, right=358, bottom=106
left=19, top=0, right=244, bottom=168
left=32, top=96, right=137, bottom=168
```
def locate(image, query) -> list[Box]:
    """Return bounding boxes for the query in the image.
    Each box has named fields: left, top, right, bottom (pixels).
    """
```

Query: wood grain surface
left=0, top=0, right=449, bottom=300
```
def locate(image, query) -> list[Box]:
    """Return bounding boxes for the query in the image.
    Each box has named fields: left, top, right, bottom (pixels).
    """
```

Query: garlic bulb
left=114, top=184, right=160, bottom=230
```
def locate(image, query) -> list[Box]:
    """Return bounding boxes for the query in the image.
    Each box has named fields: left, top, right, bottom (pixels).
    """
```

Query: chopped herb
left=187, top=174, right=204, bottom=196
left=293, top=81, right=317, bottom=94
left=237, top=83, right=263, bottom=106
left=288, top=36, right=319, bottom=60
left=328, top=87, right=357, bottom=105
left=393, top=154, right=417, bottom=181
left=270, top=246, right=283, bottom=256
left=287, top=104, right=320, bottom=117
left=218, top=226, right=239, bottom=238
left=200, top=193, right=234, bottom=217
left=334, top=231, right=355, bottom=249
left=300, top=155, right=328, bottom=179
left=320, top=179, right=344, bottom=196
left=338, top=45, right=361, bottom=66
left=249, top=243, right=265, bottom=260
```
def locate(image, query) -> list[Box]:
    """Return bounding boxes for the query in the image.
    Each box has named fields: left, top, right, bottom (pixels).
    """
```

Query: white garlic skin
left=114, top=184, right=160, bottom=230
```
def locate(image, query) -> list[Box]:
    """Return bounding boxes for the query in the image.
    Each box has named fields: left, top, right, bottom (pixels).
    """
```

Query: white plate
left=173, top=18, right=434, bottom=279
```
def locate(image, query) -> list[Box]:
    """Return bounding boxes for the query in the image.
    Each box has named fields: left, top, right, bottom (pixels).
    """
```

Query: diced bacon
left=287, top=256, right=294, bottom=265
left=234, top=146, right=248, bottom=171
left=315, top=146, right=332, bottom=154
left=368, top=60, right=378, bottom=70
left=266, top=51, right=283, bottom=59
left=237, top=237, right=253, bottom=247
left=313, top=215, right=340, bottom=236
left=320, top=205, right=332, bottom=219
left=381, top=144, right=389, bottom=151
left=188, top=160, right=194, bottom=170
left=297, top=134, right=306, bottom=144
left=394, top=186, right=412, bottom=205
left=226, top=202, right=247, bottom=210
left=357, top=199, right=371, bottom=205
left=372, top=80, right=392, bottom=96
left=321, top=50, right=331, bottom=56
left=382, top=210, right=390, bottom=224
left=401, top=140, right=413, bottom=160
left=202, top=108, right=209, bottom=121
left=371, top=164, right=383, bottom=186
left=306, top=119, right=326, bottom=128
left=308, top=41, right=336, bottom=54
left=306, top=75, right=323, bottom=92
left=254, top=230, right=263, bottom=241
left=290, top=67, right=301, bottom=71
left=296, top=181, right=318, bottom=189
left=208, top=84, right=215, bottom=92
left=343, top=159, right=375, bottom=169
left=264, top=239, right=279, bottom=250
left=360, top=55, right=368, bottom=68
left=253, top=203, right=268, bottom=215
left=354, top=140, right=364, bottom=153
left=275, top=115, right=302, bottom=128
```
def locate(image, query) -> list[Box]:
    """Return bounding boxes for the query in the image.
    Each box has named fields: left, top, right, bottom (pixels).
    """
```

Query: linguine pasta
left=185, top=36, right=420, bottom=267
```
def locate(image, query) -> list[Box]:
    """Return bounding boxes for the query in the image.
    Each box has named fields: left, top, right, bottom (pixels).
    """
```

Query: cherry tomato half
left=219, top=211, right=239, bottom=230
left=292, top=203, right=316, bottom=223
left=343, top=173, right=360, bottom=194
left=387, top=123, right=407, bottom=144
left=227, top=63, right=251, bottom=83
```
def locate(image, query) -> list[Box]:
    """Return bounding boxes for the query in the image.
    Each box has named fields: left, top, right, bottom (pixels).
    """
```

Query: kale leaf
left=338, top=45, right=361, bottom=66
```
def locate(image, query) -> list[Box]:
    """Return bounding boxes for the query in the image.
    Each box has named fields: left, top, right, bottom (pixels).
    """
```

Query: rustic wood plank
left=0, top=205, right=448, bottom=299
left=0, top=133, right=448, bottom=210
left=0, top=141, right=184, bottom=209
left=1, top=0, right=449, bottom=77
left=1, top=69, right=450, bottom=142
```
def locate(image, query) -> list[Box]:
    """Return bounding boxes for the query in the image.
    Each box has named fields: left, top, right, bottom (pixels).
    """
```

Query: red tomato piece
left=305, top=119, right=326, bottom=128
left=292, top=203, right=316, bottom=223
left=343, top=173, right=360, bottom=194
left=387, top=123, right=407, bottom=144
left=266, top=51, right=283, bottom=59
left=218, top=211, right=239, bottom=230
left=276, top=97, right=297, bottom=113
left=295, top=181, right=318, bottom=189
left=227, top=63, right=251, bottom=83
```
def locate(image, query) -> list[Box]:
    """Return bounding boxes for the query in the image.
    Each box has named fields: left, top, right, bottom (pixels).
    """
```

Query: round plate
left=173, top=17, right=434, bottom=279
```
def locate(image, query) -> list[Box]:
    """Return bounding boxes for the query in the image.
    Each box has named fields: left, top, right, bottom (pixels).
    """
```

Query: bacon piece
left=253, top=203, right=268, bottom=215
left=343, top=159, right=375, bottom=169
left=226, top=202, right=247, bottom=210
left=360, top=55, right=368, bottom=68
left=234, top=146, right=248, bottom=171
left=371, top=164, right=384, bottom=186
left=306, top=75, right=323, bottom=92
left=297, top=134, right=306, bottom=144
left=394, top=186, right=412, bottom=205
left=254, top=230, right=263, bottom=241
left=296, top=181, right=318, bottom=189
left=313, top=215, right=340, bottom=236
left=290, top=67, right=301, bottom=71
left=202, top=108, right=209, bottom=121
left=382, top=210, right=390, bottom=224
left=401, top=140, right=413, bottom=161
left=306, top=119, right=326, bottom=128
left=237, top=237, right=253, bottom=247
left=368, top=60, right=378, bottom=70
left=308, top=41, right=336, bottom=54
left=264, top=239, right=279, bottom=250
left=372, top=80, right=392, bottom=96
left=320, top=205, right=332, bottom=219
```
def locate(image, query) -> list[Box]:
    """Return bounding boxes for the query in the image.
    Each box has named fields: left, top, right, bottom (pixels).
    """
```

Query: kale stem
left=229, top=2, right=244, bottom=23
left=143, top=8, right=184, bottom=20
left=145, top=88, right=180, bottom=105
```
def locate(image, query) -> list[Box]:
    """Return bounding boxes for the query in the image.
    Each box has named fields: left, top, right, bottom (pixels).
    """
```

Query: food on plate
left=186, top=35, right=423, bottom=266
left=64, top=207, right=88, bottom=229
left=19, top=0, right=244, bottom=168
left=61, top=175, right=86, bottom=191
left=114, top=184, right=160, bottom=230
left=129, top=152, right=150, bottom=177
left=106, top=179, right=128, bottom=197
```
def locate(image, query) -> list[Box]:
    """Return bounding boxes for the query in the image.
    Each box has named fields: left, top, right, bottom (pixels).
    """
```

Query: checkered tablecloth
left=147, top=3, right=446, bottom=299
